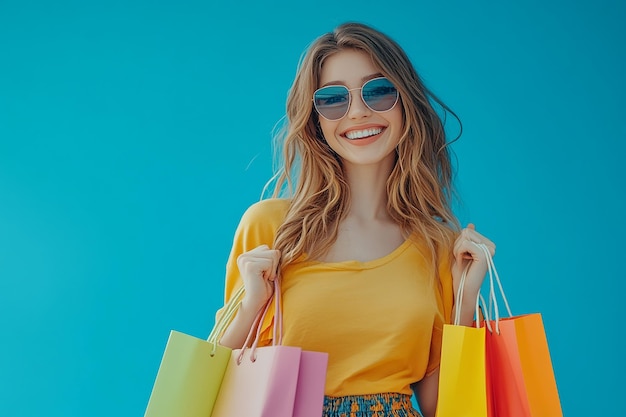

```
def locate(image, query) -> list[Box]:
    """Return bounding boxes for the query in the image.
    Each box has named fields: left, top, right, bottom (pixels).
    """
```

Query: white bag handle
left=455, top=262, right=492, bottom=332
left=475, top=243, right=513, bottom=334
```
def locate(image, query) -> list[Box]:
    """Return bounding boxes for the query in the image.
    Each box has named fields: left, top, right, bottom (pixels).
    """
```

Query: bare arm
left=218, top=298, right=266, bottom=349
left=216, top=245, right=280, bottom=349
left=412, top=298, right=477, bottom=415
left=414, top=225, right=496, bottom=414
left=412, top=368, right=439, bottom=417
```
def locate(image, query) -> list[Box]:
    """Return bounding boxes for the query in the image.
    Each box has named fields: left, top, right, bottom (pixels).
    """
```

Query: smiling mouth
left=344, top=127, right=384, bottom=140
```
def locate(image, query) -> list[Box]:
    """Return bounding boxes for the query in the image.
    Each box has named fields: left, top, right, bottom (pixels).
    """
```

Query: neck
left=343, top=159, right=394, bottom=221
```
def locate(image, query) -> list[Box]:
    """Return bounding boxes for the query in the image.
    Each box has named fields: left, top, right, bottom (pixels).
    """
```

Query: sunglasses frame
left=312, top=76, right=399, bottom=121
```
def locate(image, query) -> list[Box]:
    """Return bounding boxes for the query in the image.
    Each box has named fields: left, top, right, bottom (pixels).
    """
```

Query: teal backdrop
left=1, top=0, right=624, bottom=416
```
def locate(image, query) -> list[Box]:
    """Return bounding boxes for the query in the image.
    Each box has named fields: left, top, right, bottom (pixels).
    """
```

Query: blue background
left=1, top=0, right=624, bottom=415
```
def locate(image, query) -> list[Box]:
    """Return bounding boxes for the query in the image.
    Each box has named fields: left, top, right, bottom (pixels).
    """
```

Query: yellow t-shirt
left=218, top=198, right=454, bottom=397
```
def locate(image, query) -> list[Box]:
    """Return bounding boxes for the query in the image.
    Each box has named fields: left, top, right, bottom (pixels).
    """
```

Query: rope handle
left=454, top=262, right=493, bottom=333
left=236, top=277, right=283, bottom=364
left=475, top=243, right=512, bottom=334
left=236, top=294, right=271, bottom=364
left=207, top=285, right=245, bottom=353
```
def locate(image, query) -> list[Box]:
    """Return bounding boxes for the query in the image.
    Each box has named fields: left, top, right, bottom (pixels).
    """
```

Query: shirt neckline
left=301, top=235, right=416, bottom=270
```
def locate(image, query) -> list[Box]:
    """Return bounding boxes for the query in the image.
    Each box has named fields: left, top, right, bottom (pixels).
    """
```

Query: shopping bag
left=211, top=277, right=328, bottom=417
left=478, top=244, right=563, bottom=417
left=293, top=350, right=329, bottom=417
left=436, top=264, right=491, bottom=417
left=277, top=279, right=329, bottom=417
left=210, top=342, right=302, bottom=417
left=143, top=286, right=244, bottom=417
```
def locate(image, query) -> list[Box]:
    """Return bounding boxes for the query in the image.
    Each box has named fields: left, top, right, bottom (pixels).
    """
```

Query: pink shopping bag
left=211, top=278, right=328, bottom=417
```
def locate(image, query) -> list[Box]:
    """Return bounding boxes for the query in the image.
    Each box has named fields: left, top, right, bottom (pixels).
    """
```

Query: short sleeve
left=213, top=198, right=290, bottom=346
left=425, top=239, right=455, bottom=376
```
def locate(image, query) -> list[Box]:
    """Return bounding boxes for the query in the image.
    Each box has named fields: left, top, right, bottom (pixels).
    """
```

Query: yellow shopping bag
left=436, top=324, right=488, bottom=417
left=436, top=264, right=489, bottom=417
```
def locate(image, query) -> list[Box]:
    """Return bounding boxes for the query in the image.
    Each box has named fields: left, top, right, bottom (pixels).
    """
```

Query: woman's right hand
left=236, top=244, right=281, bottom=313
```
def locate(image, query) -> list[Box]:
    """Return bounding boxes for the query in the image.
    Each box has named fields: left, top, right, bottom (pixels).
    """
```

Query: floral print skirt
left=323, top=392, right=422, bottom=417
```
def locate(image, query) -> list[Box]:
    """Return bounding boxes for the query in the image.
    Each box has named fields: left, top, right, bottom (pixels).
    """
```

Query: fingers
left=453, top=237, right=483, bottom=264
left=237, top=245, right=281, bottom=282
left=461, top=225, right=495, bottom=254
left=453, top=225, right=496, bottom=263
left=235, top=245, right=281, bottom=311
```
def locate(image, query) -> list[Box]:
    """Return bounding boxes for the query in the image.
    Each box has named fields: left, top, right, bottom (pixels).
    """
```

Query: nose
left=346, top=87, right=371, bottom=119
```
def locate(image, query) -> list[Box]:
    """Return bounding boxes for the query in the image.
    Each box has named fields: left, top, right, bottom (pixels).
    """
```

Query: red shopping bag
left=485, top=313, right=562, bottom=417
left=478, top=244, right=563, bottom=417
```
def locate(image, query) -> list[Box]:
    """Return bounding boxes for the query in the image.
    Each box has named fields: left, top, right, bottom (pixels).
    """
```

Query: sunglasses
left=313, top=77, right=399, bottom=121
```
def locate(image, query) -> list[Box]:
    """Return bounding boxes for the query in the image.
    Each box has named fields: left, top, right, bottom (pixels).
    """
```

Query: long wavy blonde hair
left=268, top=22, right=461, bottom=271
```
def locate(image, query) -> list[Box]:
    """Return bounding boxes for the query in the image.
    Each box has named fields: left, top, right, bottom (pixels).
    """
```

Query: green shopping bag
left=144, top=286, right=244, bottom=417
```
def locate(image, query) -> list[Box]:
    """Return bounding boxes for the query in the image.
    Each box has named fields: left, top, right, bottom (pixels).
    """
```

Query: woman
left=217, top=22, right=495, bottom=417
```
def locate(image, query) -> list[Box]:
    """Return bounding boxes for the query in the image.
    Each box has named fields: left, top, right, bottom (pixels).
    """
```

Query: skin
left=316, top=49, right=406, bottom=264
left=219, top=49, right=496, bottom=417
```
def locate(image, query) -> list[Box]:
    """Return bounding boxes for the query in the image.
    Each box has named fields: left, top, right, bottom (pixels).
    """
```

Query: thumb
left=467, top=223, right=476, bottom=230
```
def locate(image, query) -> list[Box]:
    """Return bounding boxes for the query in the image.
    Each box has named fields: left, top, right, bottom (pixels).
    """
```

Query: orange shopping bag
left=478, top=244, right=563, bottom=417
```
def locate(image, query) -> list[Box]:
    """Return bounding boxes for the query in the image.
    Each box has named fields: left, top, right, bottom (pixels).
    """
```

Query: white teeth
left=345, top=127, right=383, bottom=140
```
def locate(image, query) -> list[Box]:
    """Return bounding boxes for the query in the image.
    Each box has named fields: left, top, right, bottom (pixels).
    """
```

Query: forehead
left=319, top=49, right=381, bottom=87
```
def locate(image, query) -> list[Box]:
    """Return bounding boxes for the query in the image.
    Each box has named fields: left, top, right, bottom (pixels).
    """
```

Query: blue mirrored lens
left=362, top=78, right=398, bottom=112
left=313, top=78, right=398, bottom=120
left=313, top=86, right=350, bottom=120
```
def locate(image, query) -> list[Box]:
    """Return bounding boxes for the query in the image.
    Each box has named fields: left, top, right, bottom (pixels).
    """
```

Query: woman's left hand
left=451, top=223, right=496, bottom=300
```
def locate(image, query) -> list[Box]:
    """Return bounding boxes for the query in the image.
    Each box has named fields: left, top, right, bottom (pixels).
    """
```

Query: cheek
left=392, top=106, right=404, bottom=130
left=319, top=120, right=338, bottom=142
left=389, top=110, right=405, bottom=141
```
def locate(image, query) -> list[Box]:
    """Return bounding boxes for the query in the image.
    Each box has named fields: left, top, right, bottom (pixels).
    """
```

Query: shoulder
left=408, top=223, right=458, bottom=263
left=239, top=198, right=291, bottom=225
left=234, top=198, right=291, bottom=245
